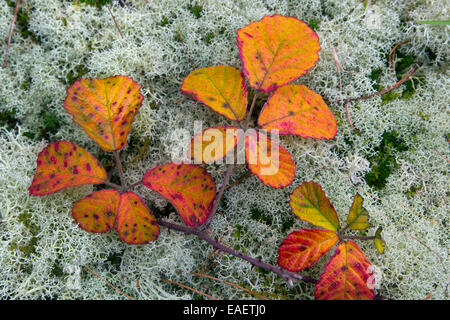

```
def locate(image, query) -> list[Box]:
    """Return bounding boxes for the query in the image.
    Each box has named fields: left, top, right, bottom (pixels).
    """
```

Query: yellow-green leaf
left=346, top=193, right=371, bottom=230
left=290, top=181, right=340, bottom=231
left=181, top=65, right=248, bottom=121
left=374, top=226, right=386, bottom=254
left=237, top=14, right=320, bottom=92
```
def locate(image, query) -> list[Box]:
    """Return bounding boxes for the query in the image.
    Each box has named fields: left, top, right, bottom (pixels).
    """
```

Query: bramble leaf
left=315, top=241, right=375, bottom=300
left=374, top=226, right=386, bottom=254
left=290, top=181, right=340, bottom=231
left=346, top=193, right=371, bottom=230
left=181, top=65, right=248, bottom=121
left=142, top=163, right=216, bottom=226
left=64, top=75, right=144, bottom=151
left=189, top=126, right=241, bottom=164
left=72, top=189, right=120, bottom=233
left=258, top=84, right=337, bottom=139
left=29, top=141, right=107, bottom=196
left=245, top=131, right=295, bottom=188
left=278, top=229, right=338, bottom=272
left=237, top=14, right=320, bottom=92
left=116, top=192, right=160, bottom=244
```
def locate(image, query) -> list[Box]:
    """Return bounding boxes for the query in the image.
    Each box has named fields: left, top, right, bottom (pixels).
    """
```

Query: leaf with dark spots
left=29, top=141, right=107, bottom=196
left=116, top=192, right=159, bottom=244
left=142, top=163, right=216, bottom=227
left=72, top=189, right=120, bottom=233
left=64, top=75, right=144, bottom=152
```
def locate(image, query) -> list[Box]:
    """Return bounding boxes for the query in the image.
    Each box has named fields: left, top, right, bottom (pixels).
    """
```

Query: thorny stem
left=158, top=218, right=318, bottom=284
left=2, top=0, right=21, bottom=68
left=114, top=150, right=127, bottom=191
left=202, top=91, right=260, bottom=229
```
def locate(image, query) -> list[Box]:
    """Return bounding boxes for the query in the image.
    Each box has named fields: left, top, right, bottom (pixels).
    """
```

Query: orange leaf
left=181, top=65, right=248, bottom=121
left=116, top=192, right=160, bottom=244
left=314, top=241, right=375, bottom=300
left=142, top=163, right=216, bottom=226
left=245, top=131, right=295, bottom=188
left=29, top=141, right=107, bottom=196
left=258, top=84, right=337, bottom=139
left=72, top=189, right=120, bottom=233
left=237, top=14, right=320, bottom=92
left=290, top=181, right=340, bottom=231
left=189, top=126, right=241, bottom=164
left=64, top=75, right=144, bottom=151
left=278, top=229, right=338, bottom=272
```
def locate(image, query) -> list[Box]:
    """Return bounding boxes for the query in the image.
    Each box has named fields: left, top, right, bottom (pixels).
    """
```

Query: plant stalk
left=158, top=218, right=317, bottom=284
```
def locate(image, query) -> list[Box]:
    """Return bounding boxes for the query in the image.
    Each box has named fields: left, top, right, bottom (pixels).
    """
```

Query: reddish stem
left=158, top=218, right=317, bottom=284
left=2, top=0, right=21, bottom=68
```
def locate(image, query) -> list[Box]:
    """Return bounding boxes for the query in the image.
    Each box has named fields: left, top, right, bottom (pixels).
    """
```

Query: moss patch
left=364, top=130, right=409, bottom=189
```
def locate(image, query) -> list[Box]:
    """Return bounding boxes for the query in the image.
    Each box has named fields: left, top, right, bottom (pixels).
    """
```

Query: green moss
left=307, top=18, right=320, bottom=31
left=187, top=3, right=203, bottom=19
left=281, top=216, right=295, bottom=233
left=50, top=262, right=64, bottom=278
left=74, top=0, right=112, bottom=8
left=10, top=236, right=38, bottom=258
left=250, top=207, right=272, bottom=225
left=370, top=51, right=424, bottom=104
left=160, top=16, right=170, bottom=27
left=0, top=109, right=19, bottom=130
left=203, top=32, right=215, bottom=45
left=66, top=65, right=89, bottom=86
left=105, top=250, right=125, bottom=274
left=364, top=130, right=408, bottom=189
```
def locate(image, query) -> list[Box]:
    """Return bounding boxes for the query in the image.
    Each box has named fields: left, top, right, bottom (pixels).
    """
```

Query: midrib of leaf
left=203, top=72, right=241, bottom=121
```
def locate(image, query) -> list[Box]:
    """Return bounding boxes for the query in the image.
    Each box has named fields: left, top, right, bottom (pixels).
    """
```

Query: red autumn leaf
left=72, top=189, right=120, bottom=233
left=245, top=131, right=295, bottom=188
left=116, top=192, right=160, bottom=244
left=237, top=14, right=320, bottom=92
left=142, top=163, right=216, bottom=227
left=29, top=141, right=107, bottom=196
left=278, top=229, right=338, bottom=272
left=189, top=126, right=241, bottom=164
left=290, top=181, right=340, bottom=231
left=258, top=84, right=337, bottom=139
left=64, top=75, right=144, bottom=152
left=314, top=241, right=375, bottom=300
left=181, top=65, right=248, bottom=121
